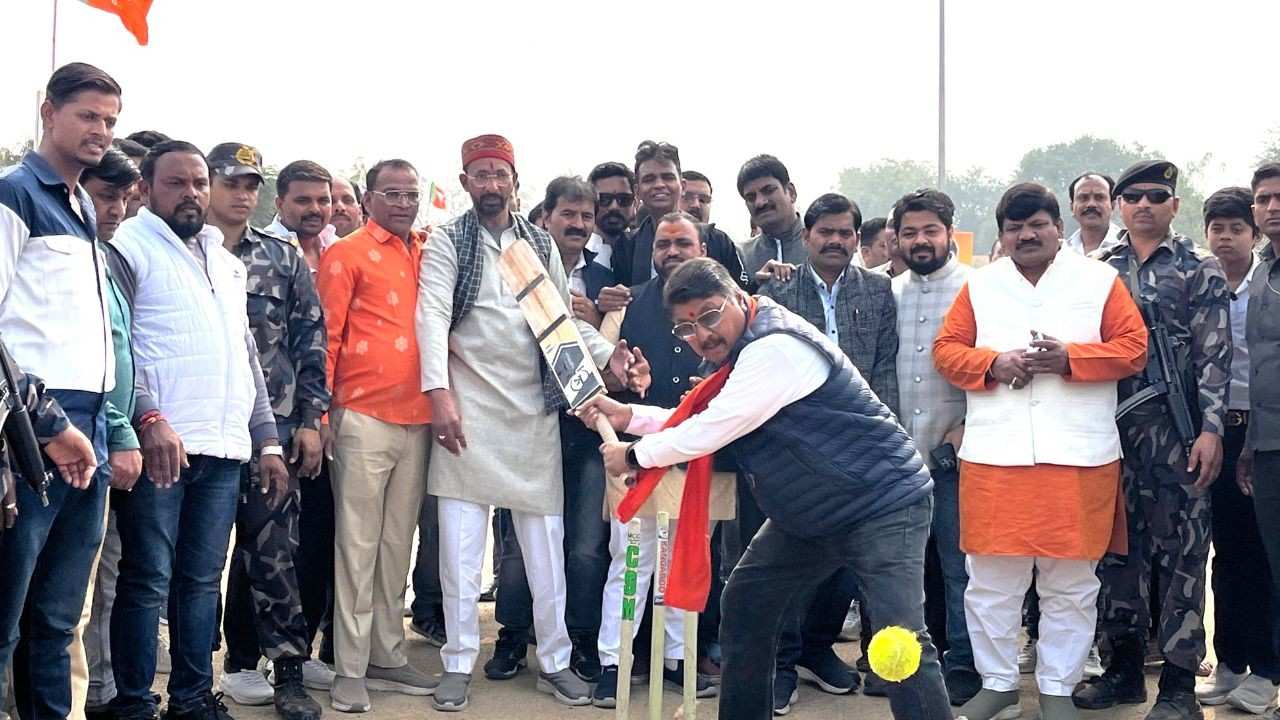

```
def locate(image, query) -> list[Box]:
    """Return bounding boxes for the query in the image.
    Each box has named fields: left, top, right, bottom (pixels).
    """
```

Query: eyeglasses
left=597, top=192, right=634, bottom=208
left=467, top=170, right=513, bottom=186
left=671, top=297, right=728, bottom=340
left=370, top=190, right=421, bottom=206
left=1119, top=188, right=1172, bottom=205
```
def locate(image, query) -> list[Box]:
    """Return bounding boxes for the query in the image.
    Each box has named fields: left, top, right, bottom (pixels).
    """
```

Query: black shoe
left=662, top=660, right=718, bottom=698
left=162, top=693, right=233, bottom=720
left=592, top=666, right=619, bottom=708
left=773, top=671, right=799, bottom=716
left=409, top=618, right=447, bottom=648
left=570, top=640, right=602, bottom=683
left=862, top=670, right=889, bottom=697
left=1146, top=689, right=1204, bottom=720
left=945, top=666, right=982, bottom=706
left=110, top=701, right=161, bottom=720
left=479, top=584, right=497, bottom=603
left=1073, top=633, right=1147, bottom=710
left=483, top=640, right=528, bottom=680
left=271, top=659, right=322, bottom=720
left=796, top=648, right=858, bottom=695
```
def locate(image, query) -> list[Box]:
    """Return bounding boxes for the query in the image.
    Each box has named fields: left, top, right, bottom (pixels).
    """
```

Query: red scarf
left=616, top=297, right=754, bottom=612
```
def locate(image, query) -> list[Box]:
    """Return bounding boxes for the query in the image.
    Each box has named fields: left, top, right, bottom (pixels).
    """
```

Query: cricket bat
left=496, top=235, right=618, bottom=441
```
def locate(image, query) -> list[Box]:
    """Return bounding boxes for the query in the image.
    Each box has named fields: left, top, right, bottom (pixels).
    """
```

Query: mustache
left=752, top=203, right=775, bottom=216
left=820, top=244, right=847, bottom=255
left=479, top=193, right=504, bottom=205
left=564, top=227, right=588, bottom=238
left=175, top=201, right=202, bottom=214
left=1082, top=208, right=1101, bottom=216
left=301, top=212, right=325, bottom=223
left=600, top=210, right=625, bottom=225
left=910, top=243, right=935, bottom=255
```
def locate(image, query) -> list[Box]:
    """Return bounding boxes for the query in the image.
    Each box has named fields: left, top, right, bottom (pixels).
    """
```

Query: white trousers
left=598, top=516, right=685, bottom=666
left=438, top=497, right=571, bottom=674
left=965, top=555, right=1100, bottom=696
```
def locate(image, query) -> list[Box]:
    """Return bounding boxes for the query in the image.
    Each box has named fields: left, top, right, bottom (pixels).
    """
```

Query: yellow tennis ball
left=867, top=625, right=923, bottom=682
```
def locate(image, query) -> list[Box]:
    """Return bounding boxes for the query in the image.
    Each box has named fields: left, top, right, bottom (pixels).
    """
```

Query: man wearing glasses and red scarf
left=578, top=257, right=951, bottom=720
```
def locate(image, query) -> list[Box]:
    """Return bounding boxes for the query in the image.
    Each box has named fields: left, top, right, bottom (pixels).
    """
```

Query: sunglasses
left=671, top=297, right=728, bottom=340
left=1119, top=188, right=1172, bottom=205
left=597, top=192, right=635, bottom=208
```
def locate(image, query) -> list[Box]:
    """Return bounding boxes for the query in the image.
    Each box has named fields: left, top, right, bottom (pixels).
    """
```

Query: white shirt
left=809, top=264, right=845, bottom=344
left=1065, top=224, right=1123, bottom=258
left=567, top=252, right=588, bottom=297
left=1228, top=253, right=1263, bottom=410
left=586, top=232, right=614, bottom=270
left=626, top=333, right=829, bottom=468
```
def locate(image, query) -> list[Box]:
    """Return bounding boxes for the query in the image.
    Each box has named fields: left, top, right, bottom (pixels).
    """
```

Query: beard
left=475, top=192, right=506, bottom=217
left=164, top=203, right=206, bottom=239
left=904, top=246, right=947, bottom=275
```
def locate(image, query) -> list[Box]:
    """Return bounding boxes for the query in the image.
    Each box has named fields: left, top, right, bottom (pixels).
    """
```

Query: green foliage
left=839, top=134, right=1214, bottom=254
left=251, top=166, right=280, bottom=228
left=0, top=141, right=34, bottom=169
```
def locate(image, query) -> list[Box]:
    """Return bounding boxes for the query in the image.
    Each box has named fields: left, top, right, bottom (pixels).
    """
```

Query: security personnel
left=1073, top=160, right=1231, bottom=720
left=205, top=142, right=329, bottom=720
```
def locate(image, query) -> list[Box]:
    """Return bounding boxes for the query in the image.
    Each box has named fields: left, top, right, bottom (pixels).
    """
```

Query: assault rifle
left=1114, top=302, right=1199, bottom=457
left=0, top=340, right=52, bottom=506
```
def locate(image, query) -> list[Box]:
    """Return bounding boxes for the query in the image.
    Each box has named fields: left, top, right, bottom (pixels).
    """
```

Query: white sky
left=2, top=0, right=1277, bottom=234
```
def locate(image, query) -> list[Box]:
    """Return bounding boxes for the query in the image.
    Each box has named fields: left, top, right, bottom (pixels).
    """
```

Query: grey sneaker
left=432, top=672, right=471, bottom=713
left=330, top=675, right=371, bottom=713
left=366, top=663, right=436, bottom=696
left=1039, top=694, right=1078, bottom=720
left=536, top=669, right=592, bottom=706
left=956, top=689, right=1022, bottom=720
left=1197, top=666, right=1247, bottom=705
left=1228, top=674, right=1280, bottom=715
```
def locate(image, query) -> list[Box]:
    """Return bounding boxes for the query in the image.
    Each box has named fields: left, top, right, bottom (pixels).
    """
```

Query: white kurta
left=417, top=222, right=613, bottom=516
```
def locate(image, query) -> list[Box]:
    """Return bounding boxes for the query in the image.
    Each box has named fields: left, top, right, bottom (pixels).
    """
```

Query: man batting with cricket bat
left=577, top=257, right=953, bottom=720
left=415, top=134, right=648, bottom=713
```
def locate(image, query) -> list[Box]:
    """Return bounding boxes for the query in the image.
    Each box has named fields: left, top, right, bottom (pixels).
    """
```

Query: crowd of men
left=1, top=60, right=1279, bottom=720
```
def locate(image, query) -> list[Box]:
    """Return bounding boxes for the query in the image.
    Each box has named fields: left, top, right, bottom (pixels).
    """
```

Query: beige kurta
left=416, top=222, right=613, bottom=516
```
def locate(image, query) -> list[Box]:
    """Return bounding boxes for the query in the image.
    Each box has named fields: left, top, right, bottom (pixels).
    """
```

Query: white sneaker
left=1082, top=643, right=1104, bottom=679
left=302, top=660, right=337, bottom=690
left=1197, top=666, right=1248, bottom=705
left=1016, top=638, right=1036, bottom=674
left=219, top=669, right=275, bottom=706
left=267, top=659, right=336, bottom=691
left=1227, top=674, right=1280, bottom=715
left=839, top=602, right=861, bottom=642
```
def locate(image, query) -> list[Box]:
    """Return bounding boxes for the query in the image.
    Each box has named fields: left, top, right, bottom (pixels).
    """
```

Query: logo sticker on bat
left=550, top=342, right=602, bottom=408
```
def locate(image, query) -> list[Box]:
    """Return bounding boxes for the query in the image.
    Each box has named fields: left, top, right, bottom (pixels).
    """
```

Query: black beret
left=1113, top=160, right=1178, bottom=199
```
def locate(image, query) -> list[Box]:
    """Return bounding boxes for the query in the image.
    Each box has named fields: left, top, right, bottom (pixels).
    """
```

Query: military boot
left=1146, top=664, right=1204, bottom=720
left=272, top=658, right=323, bottom=720
left=1072, top=633, right=1147, bottom=709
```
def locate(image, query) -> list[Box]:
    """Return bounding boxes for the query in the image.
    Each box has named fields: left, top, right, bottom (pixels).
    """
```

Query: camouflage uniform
left=1096, top=231, right=1231, bottom=673
left=223, top=226, right=330, bottom=669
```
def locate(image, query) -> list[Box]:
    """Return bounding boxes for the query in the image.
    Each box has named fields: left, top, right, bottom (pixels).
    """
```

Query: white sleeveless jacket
left=960, top=248, right=1122, bottom=468
left=110, top=208, right=255, bottom=461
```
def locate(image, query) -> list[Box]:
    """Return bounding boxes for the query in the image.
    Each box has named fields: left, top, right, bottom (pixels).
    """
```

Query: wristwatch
left=260, top=445, right=284, bottom=458
left=625, top=442, right=641, bottom=470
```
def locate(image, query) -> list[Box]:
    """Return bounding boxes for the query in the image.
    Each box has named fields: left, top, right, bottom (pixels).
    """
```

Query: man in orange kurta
left=933, top=183, right=1147, bottom=720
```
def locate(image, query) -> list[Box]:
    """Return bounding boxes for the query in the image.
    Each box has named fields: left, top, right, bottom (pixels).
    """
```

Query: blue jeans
left=109, top=455, right=240, bottom=713
left=719, top=496, right=950, bottom=720
left=0, top=390, right=108, bottom=720
left=494, top=420, right=610, bottom=642
left=931, top=464, right=976, bottom=677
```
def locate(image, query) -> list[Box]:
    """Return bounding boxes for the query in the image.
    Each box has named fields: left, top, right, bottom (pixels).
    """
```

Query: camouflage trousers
left=222, top=460, right=310, bottom=671
left=1098, top=418, right=1211, bottom=673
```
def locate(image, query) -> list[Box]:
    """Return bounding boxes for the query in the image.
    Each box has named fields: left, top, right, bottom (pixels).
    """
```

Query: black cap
left=1113, top=160, right=1178, bottom=199
left=207, top=143, right=264, bottom=179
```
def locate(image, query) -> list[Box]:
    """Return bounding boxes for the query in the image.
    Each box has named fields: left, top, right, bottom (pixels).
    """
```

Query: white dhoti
left=964, top=555, right=1100, bottom=696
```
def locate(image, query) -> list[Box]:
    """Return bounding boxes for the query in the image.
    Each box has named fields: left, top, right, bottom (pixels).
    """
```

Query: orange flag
left=81, top=0, right=153, bottom=45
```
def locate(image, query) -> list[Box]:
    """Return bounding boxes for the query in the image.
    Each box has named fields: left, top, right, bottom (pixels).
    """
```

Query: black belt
left=1226, top=409, right=1249, bottom=427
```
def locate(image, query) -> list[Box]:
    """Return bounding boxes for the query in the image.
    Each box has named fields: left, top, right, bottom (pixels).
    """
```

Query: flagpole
left=51, top=0, right=59, bottom=73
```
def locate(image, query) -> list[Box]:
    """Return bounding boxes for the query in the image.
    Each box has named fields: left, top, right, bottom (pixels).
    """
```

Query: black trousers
left=296, top=468, right=335, bottom=662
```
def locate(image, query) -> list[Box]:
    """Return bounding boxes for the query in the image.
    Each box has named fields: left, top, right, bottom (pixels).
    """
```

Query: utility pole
left=937, top=0, right=946, bottom=189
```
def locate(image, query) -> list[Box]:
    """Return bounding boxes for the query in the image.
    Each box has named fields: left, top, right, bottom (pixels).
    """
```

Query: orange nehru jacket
left=933, top=277, right=1147, bottom=559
